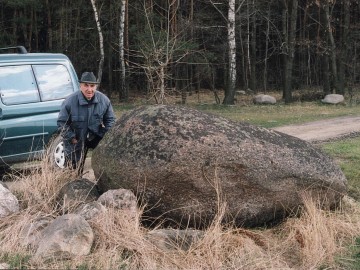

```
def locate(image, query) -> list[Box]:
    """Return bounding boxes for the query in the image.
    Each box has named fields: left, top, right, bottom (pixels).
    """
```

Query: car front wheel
left=48, top=135, right=65, bottom=169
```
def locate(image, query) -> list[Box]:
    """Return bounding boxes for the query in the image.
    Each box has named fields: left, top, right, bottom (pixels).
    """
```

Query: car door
left=0, top=64, right=74, bottom=164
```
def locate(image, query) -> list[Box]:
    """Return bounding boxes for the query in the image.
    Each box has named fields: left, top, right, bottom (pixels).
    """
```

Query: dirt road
left=273, top=116, right=360, bottom=143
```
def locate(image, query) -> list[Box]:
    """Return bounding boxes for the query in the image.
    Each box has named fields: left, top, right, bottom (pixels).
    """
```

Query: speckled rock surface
left=92, top=105, right=347, bottom=228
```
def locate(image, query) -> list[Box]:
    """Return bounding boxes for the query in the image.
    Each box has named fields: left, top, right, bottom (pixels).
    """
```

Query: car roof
left=0, top=53, right=71, bottom=65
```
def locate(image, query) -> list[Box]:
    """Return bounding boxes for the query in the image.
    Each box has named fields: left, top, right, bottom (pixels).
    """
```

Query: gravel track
left=273, top=116, right=360, bottom=143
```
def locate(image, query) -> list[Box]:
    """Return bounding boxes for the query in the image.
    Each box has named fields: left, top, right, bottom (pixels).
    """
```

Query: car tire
left=47, top=135, right=65, bottom=169
left=0, top=165, right=10, bottom=181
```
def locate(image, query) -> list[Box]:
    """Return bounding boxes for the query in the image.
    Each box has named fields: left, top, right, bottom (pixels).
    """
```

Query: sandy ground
left=273, top=116, right=360, bottom=142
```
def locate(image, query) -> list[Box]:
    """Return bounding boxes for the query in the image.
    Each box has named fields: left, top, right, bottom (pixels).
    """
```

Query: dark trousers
left=65, top=143, right=88, bottom=174
left=64, top=136, right=101, bottom=175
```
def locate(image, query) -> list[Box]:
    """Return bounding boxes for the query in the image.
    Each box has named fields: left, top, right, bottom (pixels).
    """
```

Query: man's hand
left=71, top=138, right=78, bottom=144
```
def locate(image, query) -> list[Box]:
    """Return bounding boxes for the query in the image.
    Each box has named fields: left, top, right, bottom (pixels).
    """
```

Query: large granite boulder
left=92, top=105, right=347, bottom=228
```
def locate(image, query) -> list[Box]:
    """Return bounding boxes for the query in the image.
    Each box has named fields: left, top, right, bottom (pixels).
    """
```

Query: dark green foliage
left=0, top=0, right=359, bottom=100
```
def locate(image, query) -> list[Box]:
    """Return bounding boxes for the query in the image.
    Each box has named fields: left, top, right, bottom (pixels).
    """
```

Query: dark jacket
left=57, top=90, right=115, bottom=147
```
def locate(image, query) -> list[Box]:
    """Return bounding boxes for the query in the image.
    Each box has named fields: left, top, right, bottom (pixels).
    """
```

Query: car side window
left=0, top=65, right=40, bottom=105
left=33, top=64, right=74, bottom=101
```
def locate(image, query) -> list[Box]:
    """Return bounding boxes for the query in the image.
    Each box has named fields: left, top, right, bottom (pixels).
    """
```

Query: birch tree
left=119, top=0, right=128, bottom=101
left=222, top=0, right=236, bottom=105
left=90, top=0, right=104, bottom=84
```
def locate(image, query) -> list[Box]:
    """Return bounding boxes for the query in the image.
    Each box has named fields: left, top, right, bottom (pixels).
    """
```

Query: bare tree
left=90, top=0, right=104, bottom=84
left=130, top=0, right=192, bottom=104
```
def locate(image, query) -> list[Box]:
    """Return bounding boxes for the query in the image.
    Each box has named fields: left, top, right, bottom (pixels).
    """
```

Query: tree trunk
left=90, top=0, right=104, bottom=84
left=282, top=0, right=298, bottom=104
left=322, top=54, right=331, bottom=94
left=59, top=0, right=64, bottom=48
left=223, top=0, right=236, bottom=105
left=245, top=0, right=250, bottom=90
left=337, top=0, right=350, bottom=94
left=239, top=17, right=247, bottom=90
left=169, top=0, right=178, bottom=37
left=119, top=0, right=128, bottom=101
left=45, top=0, right=52, bottom=50
left=159, top=65, right=166, bottom=104
left=12, top=9, right=17, bottom=45
left=33, top=9, right=38, bottom=51
left=281, top=1, right=289, bottom=100
left=263, top=2, right=270, bottom=93
left=249, top=0, right=256, bottom=93
left=322, top=0, right=340, bottom=94
left=74, top=3, right=81, bottom=48
left=176, top=63, right=187, bottom=104
left=189, top=0, right=194, bottom=95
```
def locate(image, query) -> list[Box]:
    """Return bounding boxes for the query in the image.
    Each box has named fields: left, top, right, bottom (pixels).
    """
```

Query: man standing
left=57, top=72, right=115, bottom=172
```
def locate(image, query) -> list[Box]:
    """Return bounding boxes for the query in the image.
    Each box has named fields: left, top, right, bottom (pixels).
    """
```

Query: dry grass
left=280, top=194, right=360, bottom=269
left=2, top=156, right=360, bottom=269
left=0, top=158, right=75, bottom=248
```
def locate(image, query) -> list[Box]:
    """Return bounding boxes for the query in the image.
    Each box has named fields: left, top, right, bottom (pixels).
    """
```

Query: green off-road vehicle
left=0, top=46, right=79, bottom=174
